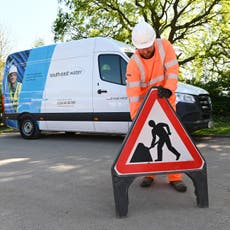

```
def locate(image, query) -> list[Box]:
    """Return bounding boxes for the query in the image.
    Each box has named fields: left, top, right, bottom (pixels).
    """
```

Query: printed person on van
left=8, top=65, right=22, bottom=112
left=126, top=21, right=187, bottom=192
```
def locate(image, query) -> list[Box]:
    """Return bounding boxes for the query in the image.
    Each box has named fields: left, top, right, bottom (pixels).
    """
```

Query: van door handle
left=97, top=89, right=108, bottom=94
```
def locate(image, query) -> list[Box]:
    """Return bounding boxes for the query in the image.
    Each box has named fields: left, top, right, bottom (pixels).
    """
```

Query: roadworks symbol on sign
left=114, top=89, right=204, bottom=176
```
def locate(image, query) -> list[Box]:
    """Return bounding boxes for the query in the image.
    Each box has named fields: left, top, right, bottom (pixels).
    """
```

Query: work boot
left=170, top=181, right=187, bottom=192
left=140, top=177, right=154, bottom=187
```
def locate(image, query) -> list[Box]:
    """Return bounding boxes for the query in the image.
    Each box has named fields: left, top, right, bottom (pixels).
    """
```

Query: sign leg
left=111, top=173, right=134, bottom=218
left=185, top=163, right=209, bottom=208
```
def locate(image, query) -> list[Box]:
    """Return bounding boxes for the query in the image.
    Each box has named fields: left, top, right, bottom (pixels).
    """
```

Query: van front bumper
left=181, top=119, right=213, bottom=132
left=176, top=97, right=212, bottom=132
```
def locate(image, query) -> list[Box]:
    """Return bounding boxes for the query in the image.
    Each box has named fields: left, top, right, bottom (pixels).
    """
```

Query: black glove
left=158, top=86, right=172, bottom=98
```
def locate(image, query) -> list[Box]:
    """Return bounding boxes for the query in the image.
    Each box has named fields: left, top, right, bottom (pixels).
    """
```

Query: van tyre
left=19, top=115, right=40, bottom=139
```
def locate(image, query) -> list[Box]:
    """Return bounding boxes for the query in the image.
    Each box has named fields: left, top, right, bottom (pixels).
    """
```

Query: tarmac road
left=0, top=132, right=229, bottom=230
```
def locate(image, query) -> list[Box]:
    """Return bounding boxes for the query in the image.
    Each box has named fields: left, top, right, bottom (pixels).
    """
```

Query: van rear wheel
left=19, top=115, right=40, bottom=139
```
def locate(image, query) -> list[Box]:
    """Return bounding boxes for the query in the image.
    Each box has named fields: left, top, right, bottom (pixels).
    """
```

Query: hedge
left=211, top=96, right=230, bottom=117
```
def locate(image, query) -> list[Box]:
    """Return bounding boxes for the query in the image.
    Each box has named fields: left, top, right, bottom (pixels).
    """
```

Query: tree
left=53, top=0, right=229, bottom=86
left=181, top=1, right=230, bottom=95
left=0, top=26, right=11, bottom=81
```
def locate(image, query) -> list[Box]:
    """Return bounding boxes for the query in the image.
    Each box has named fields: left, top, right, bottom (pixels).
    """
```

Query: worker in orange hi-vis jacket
left=126, top=21, right=187, bottom=192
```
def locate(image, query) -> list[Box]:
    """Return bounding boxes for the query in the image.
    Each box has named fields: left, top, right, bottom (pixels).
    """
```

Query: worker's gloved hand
left=158, top=86, right=172, bottom=98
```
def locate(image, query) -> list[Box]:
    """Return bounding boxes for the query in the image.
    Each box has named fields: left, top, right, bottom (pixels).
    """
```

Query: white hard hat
left=8, top=65, right=18, bottom=75
left=132, top=21, right=156, bottom=49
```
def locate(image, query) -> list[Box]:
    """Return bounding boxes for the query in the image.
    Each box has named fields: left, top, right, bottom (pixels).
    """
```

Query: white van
left=2, top=37, right=212, bottom=139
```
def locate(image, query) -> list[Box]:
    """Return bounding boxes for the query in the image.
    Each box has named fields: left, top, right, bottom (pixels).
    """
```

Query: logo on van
left=49, top=67, right=84, bottom=78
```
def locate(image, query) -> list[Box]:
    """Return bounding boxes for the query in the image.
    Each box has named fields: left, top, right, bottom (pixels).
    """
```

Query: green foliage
left=0, top=27, right=9, bottom=126
left=180, top=0, right=230, bottom=86
left=186, top=76, right=230, bottom=117
left=211, top=96, right=230, bottom=117
left=0, top=60, right=4, bottom=82
left=0, top=26, right=11, bottom=82
left=192, top=116, right=230, bottom=135
left=187, top=77, right=230, bottom=98
left=54, top=1, right=228, bottom=64
left=55, top=0, right=138, bottom=42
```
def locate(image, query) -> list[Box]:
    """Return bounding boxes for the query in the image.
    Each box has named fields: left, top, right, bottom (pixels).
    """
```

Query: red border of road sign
left=115, top=90, right=204, bottom=175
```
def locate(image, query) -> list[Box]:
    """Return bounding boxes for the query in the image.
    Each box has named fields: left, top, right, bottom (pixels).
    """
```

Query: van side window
left=98, top=54, right=127, bottom=85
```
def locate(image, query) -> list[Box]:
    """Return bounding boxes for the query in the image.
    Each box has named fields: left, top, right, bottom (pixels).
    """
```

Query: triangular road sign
left=114, top=88, right=204, bottom=176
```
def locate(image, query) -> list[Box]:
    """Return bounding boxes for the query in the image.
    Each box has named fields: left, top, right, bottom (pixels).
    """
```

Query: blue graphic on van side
left=18, top=45, right=56, bottom=113
left=3, top=50, right=30, bottom=128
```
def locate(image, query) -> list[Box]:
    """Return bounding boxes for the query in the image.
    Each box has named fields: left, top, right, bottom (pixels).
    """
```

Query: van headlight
left=176, top=93, right=195, bottom=103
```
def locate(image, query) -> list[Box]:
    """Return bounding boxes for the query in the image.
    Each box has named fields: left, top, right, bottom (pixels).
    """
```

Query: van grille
left=198, top=94, right=212, bottom=112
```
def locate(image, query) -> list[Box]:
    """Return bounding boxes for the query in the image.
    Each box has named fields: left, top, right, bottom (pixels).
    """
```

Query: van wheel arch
left=18, top=114, right=40, bottom=139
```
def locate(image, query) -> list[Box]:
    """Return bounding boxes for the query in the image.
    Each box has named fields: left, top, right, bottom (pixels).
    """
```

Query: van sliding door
left=92, top=53, right=130, bottom=134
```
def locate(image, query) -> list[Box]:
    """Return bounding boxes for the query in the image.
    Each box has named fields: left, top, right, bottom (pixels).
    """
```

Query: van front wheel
left=19, top=115, right=40, bottom=139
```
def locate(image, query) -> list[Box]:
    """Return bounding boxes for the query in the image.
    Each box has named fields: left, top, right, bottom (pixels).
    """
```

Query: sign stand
left=185, top=163, right=209, bottom=208
left=111, top=165, right=209, bottom=218
left=111, top=175, right=134, bottom=218
left=111, top=88, right=209, bottom=218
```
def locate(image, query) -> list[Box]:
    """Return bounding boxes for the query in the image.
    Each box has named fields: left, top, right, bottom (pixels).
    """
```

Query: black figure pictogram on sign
left=130, top=119, right=181, bottom=163
left=149, top=120, right=181, bottom=162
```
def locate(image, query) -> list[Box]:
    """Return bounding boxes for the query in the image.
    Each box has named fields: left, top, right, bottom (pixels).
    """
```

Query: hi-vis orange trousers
left=148, top=173, right=182, bottom=182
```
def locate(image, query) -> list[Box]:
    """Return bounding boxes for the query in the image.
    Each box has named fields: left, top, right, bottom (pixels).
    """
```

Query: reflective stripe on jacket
left=126, top=39, right=179, bottom=119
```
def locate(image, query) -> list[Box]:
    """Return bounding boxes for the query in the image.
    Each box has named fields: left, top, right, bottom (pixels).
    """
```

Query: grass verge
left=192, top=116, right=230, bottom=136
left=0, top=123, right=14, bottom=133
